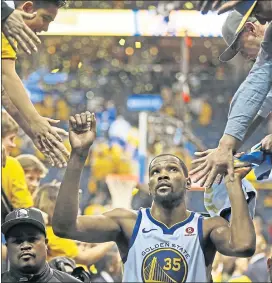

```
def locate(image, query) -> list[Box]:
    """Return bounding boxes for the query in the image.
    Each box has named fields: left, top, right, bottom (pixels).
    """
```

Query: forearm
left=240, top=115, right=265, bottom=149
left=76, top=242, right=115, bottom=265
left=224, top=61, right=272, bottom=141
left=2, top=68, right=42, bottom=123
left=53, top=151, right=86, bottom=232
left=226, top=180, right=255, bottom=251
left=2, top=89, right=33, bottom=137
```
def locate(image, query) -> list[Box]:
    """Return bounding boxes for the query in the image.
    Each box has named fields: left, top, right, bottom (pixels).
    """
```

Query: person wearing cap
left=191, top=0, right=272, bottom=188
left=220, top=11, right=272, bottom=146
left=1, top=208, right=81, bottom=282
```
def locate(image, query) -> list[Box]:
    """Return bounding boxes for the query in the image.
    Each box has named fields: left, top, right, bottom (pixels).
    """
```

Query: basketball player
left=53, top=112, right=256, bottom=282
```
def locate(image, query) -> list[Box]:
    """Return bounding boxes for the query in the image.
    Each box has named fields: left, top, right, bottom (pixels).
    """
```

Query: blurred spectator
left=91, top=249, right=122, bottom=282
left=16, top=154, right=48, bottom=194
left=228, top=258, right=251, bottom=282
left=1, top=111, right=33, bottom=213
left=244, top=235, right=270, bottom=282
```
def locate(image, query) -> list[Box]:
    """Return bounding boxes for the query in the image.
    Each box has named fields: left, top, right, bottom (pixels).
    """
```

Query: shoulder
left=103, top=208, right=138, bottom=222
left=3, top=157, right=24, bottom=175
left=52, top=269, right=82, bottom=282
left=1, top=272, right=11, bottom=282
left=5, top=156, right=23, bottom=168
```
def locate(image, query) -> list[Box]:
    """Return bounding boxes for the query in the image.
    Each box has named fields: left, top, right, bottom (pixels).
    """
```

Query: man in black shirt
left=1, top=208, right=81, bottom=282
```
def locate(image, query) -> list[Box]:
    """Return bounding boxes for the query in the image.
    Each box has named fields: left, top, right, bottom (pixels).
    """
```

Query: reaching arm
left=75, top=242, right=115, bottom=266
left=2, top=59, right=44, bottom=123
left=53, top=150, right=122, bottom=243
left=224, top=23, right=272, bottom=144
left=2, top=85, right=34, bottom=138
left=53, top=112, right=131, bottom=243
left=207, top=169, right=256, bottom=257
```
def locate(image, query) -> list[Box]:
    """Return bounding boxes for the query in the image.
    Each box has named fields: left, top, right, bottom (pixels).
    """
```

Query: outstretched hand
left=69, top=112, right=96, bottom=157
left=2, top=10, right=41, bottom=54
left=189, top=145, right=234, bottom=188
left=196, top=0, right=243, bottom=15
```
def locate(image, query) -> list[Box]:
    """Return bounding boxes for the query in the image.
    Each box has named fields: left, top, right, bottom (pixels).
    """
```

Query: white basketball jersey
left=123, top=208, right=207, bottom=282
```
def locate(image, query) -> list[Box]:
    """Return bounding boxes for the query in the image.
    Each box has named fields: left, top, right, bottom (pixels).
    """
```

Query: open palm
left=69, top=112, right=96, bottom=156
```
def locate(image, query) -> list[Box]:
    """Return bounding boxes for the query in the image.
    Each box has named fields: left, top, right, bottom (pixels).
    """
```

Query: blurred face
left=149, top=155, right=190, bottom=209
left=6, top=224, right=48, bottom=274
left=21, top=2, right=58, bottom=33
left=24, top=170, right=42, bottom=194
left=2, top=132, right=17, bottom=156
left=239, top=22, right=267, bottom=61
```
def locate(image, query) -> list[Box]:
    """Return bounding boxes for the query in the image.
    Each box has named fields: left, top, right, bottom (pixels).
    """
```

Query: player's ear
left=186, top=177, right=191, bottom=190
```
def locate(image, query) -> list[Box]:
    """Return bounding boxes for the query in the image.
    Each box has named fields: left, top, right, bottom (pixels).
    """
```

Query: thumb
left=21, top=11, right=37, bottom=20
left=45, top=117, right=60, bottom=124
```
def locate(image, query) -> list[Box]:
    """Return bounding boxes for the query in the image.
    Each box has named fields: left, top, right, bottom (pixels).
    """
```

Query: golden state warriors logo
left=141, top=248, right=188, bottom=282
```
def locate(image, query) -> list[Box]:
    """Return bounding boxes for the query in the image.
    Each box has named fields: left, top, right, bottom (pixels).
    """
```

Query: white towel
left=204, top=178, right=257, bottom=220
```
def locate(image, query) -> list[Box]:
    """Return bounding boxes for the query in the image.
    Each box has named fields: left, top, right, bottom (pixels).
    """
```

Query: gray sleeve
left=257, top=88, right=272, bottom=117
left=224, top=23, right=272, bottom=141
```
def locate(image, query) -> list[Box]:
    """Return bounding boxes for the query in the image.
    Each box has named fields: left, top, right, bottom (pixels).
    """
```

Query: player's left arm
left=204, top=168, right=256, bottom=257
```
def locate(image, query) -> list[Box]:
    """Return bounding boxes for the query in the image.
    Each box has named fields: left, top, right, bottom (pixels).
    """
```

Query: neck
left=10, top=262, right=48, bottom=278
left=150, top=201, right=189, bottom=228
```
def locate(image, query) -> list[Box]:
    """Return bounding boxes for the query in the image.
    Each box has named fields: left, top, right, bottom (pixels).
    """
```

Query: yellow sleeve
left=1, top=33, right=17, bottom=59
left=2, top=157, right=33, bottom=208
left=46, top=226, right=79, bottom=261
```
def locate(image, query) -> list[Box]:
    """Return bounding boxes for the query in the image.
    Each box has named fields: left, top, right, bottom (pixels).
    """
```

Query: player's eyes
left=170, top=167, right=178, bottom=172
left=151, top=170, right=159, bottom=175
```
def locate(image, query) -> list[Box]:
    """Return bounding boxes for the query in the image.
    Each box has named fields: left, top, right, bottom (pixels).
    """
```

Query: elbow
left=233, top=241, right=256, bottom=257
left=52, top=217, right=77, bottom=239
left=52, top=223, right=66, bottom=238
left=52, top=219, right=69, bottom=238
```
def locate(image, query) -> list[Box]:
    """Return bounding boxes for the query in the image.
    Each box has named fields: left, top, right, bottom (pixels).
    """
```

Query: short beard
left=154, top=191, right=184, bottom=209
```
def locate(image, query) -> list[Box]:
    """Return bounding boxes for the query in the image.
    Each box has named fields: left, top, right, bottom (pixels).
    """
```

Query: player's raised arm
left=52, top=112, right=129, bottom=243
left=205, top=167, right=256, bottom=257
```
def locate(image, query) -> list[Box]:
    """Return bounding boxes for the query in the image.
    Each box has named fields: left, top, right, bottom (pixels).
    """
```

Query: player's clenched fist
left=69, top=112, right=96, bottom=157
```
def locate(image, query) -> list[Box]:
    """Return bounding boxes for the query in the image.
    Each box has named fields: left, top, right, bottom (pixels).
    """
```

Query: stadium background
left=5, top=1, right=272, bottom=280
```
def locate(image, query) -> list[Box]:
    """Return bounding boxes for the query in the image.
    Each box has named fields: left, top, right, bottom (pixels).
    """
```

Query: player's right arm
left=53, top=112, right=134, bottom=243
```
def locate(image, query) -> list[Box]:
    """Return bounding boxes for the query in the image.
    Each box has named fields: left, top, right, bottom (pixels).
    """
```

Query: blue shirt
left=224, top=23, right=272, bottom=141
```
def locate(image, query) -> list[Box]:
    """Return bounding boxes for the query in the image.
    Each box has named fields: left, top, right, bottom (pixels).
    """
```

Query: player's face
left=23, top=3, right=58, bottom=33
left=2, top=132, right=17, bottom=156
left=149, top=156, right=190, bottom=208
left=6, top=224, right=48, bottom=274
left=24, top=170, right=42, bottom=194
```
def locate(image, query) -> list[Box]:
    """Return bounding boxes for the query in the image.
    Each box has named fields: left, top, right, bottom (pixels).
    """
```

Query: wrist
left=71, top=149, right=89, bottom=160
left=219, top=134, right=239, bottom=152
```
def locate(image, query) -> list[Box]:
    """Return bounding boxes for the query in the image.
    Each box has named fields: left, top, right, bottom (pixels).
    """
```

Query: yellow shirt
left=2, top=156, right=33, bottom=208
left=46, top=226, right=79, bottom=261
left=1, top=33, right=17, bottom=59
left=228, top=275, right=252, bottom=282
